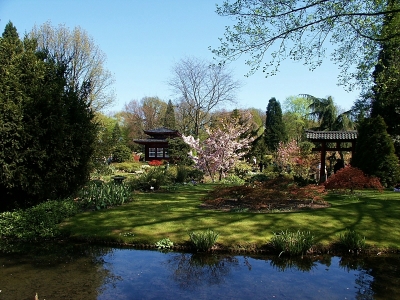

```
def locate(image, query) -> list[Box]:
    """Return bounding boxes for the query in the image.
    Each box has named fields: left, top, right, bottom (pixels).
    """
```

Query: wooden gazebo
left=305, top=130, right=358, bottom=182
left=133, top=127, right=180, bottom=161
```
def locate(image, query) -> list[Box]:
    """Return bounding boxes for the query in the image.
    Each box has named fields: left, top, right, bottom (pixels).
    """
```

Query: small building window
left=157, top=148, right=164, bottom=157
left=149, top=148, right=156, bottom=157
left=164, top=149, right=169, bottom=158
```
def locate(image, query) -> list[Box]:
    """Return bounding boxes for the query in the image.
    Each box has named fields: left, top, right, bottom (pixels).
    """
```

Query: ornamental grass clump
left=338, top=229, right=366, bottom=251
left=189, top=229, right=219, bottom=252
left=76, top=181, right=132, bottom=210
left=270, top=230, right=314, bottom=256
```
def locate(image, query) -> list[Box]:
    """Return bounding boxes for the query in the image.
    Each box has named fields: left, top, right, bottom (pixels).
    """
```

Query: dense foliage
left=352, top=116, right=400, bottom=187
left=0, top=22, right=97, bottom=211
left=371, top=1, right=400, bottom=156
left=166, top=137, right=193, bottom=166
left=324, top=166, right=383, bottom=192
left=163, top=99, right=176, bottom=129
left=0, top=199, right=80, bottom=240
left=76, top=181, right=133, bottom=211
left=264, top=97, right=287, bottom=152
left=112, top=144, right=132, bottom=163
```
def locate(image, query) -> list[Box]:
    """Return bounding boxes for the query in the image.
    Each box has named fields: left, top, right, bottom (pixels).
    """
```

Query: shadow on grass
left=60, top=186, right=400, bottom=249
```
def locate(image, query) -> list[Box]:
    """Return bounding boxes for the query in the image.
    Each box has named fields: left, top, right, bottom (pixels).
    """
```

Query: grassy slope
left=60, top=184, right=400, bottom=249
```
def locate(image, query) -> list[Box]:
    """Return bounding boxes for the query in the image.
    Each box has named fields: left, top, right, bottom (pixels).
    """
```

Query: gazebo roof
left=133, top=139, right=169, bottom=145
left=305, top=130, right=358, bottom=141
left=143, top=127, right=180, bottom=136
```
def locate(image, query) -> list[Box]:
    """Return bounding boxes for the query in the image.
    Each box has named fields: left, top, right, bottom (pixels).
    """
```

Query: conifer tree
left=264, top=97, right=287, bottom=152
left=163, top=100, right=176, bottom=129
left=371, top=0, right=400, bottom=156
left=0, top=22, right=97, bottom=210
left=352, top=116, right=400, bottom=187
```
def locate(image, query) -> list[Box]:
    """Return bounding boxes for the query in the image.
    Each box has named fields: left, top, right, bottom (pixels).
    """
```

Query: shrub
left=247, top=173, right=271, bottom=183
left=155, top=238, right=174, bottom=250
left=233, top=161, right=253, bottom=178
left=176, top=165, right=189, bottom=183
left=189, top=229, right=219, bottom=252
left=127, top=167, right=171, bottom=191
left=187, top=168, right=204, bottom=182
left=220, top=174, right=245, bottom=185
left=324, top=166, right=383, bottom=192
left=113, top=161, right=142, bottom=173
left=270, top=230, right=314, bottom=256
left=112, top=144, right=132, bottom=163
left=76, top=181, right=133, bottom=210
left=148, top=160, right=163, bottom=166
left=338, top=229, right=366, bottom=251
left=0, top=199, right=80, bottom=240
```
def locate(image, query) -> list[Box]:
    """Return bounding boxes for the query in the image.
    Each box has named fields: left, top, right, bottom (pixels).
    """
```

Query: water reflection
left=1, top=243, right=400, bottom=299
left=165, top=253, right=239, bottom=289
left=0, top=241, right=114, bottom=300
left=269, top=255, right=318, bottom=272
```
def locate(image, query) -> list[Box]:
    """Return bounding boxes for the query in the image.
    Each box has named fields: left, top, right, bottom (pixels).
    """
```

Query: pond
left=0, top=242, right=399, bottom=299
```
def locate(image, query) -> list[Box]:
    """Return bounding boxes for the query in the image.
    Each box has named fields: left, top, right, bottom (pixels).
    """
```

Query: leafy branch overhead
left=212, top=0, right=400, bottom=90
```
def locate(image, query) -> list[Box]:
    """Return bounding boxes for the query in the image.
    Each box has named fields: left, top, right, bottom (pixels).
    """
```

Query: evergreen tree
left=167, top=137, right=193, bottom=166
left=352, top=116, right=400, bottom=187
left=371, top=0, right=400, bottom=156
left=304, top=94, right=354, bottom=131
left=264, top=97, right=287, bottom=152
left=163, top=100, right=176, bottom=129
left=0, top=22, right=97, bottom=211
left=111, top=123, right=123, bottom=144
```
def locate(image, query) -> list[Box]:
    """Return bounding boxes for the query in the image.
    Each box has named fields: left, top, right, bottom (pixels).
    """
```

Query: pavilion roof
left=305, top=130, right=358, bottom=141
left=133, top=138, right=169, bottom=145
left=143, top=127, right=180, bottom=135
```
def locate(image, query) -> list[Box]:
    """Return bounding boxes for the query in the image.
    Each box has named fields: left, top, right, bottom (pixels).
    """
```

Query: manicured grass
left=60, top=184, right=400, bottom=250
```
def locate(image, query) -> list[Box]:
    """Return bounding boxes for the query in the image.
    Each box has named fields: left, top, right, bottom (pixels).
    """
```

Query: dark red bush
left=324, top=166, right=383, bottom=192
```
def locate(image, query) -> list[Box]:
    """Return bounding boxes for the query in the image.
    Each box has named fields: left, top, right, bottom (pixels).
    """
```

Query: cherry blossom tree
left=183, top=111, right=255, bottom=182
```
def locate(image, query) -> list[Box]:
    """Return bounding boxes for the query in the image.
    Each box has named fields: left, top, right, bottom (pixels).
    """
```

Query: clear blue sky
left=1, top=0, right=359, bottom=113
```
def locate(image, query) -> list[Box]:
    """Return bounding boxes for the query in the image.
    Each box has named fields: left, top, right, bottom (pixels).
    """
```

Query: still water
left=0, top=242, right=399, bottom=299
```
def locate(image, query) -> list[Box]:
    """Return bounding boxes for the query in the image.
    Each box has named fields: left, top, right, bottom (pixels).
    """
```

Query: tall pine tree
left=352, top=116, right=400, bottom=187
left=264, top=97, right=287, bottom=152
left=371, top=0, right=400, bottom=156
left=163, top=99, right=176, bottom=129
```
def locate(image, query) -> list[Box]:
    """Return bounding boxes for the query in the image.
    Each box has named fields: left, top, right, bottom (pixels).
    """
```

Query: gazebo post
left=320, top=141, right=327, bottom=183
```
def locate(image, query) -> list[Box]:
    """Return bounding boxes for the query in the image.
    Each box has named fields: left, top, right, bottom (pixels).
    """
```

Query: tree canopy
left=213, top=0, right=400, bottom=90
left=30, top=21, right=115, bottom=111
left=0, top=22, right=97, bottom=211
left=303, top=94, right=354, bottom=131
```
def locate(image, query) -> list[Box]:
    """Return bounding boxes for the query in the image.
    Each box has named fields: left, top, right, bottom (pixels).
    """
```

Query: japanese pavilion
left=305, top=130, right=358, bottom=183
left=133, top=127, right=180, bottom=161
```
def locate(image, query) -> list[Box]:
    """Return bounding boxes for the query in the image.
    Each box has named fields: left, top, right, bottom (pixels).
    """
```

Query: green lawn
left=60, top=184, right=400, bottom=250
